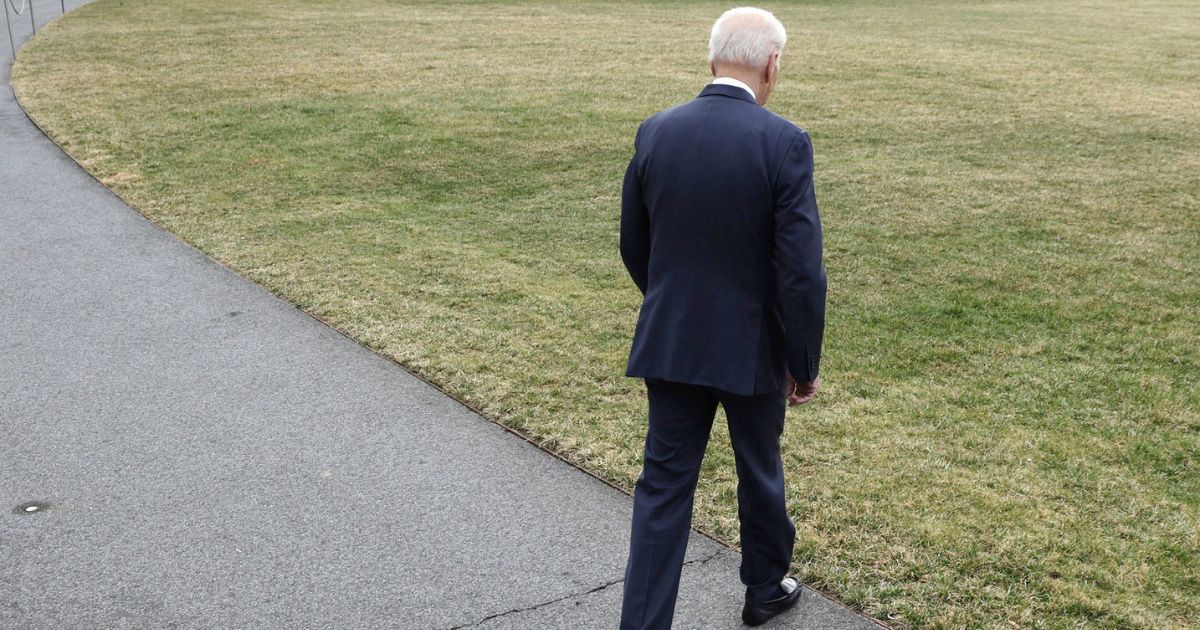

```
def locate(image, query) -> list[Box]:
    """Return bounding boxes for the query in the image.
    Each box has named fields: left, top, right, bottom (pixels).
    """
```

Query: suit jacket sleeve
left=773, top=130, right=827, bottom=383
left=620, top=124, right=650, bottom=295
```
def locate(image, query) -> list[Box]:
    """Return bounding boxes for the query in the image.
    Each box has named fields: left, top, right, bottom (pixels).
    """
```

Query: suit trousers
left=619, top=378, right=796, bottom=630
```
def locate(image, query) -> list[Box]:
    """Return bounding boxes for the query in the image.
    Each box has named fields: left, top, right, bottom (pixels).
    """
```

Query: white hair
left=708, top=7, right=787, bottom=69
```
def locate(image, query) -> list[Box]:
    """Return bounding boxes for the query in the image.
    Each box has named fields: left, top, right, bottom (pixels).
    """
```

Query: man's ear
left=710, top=62, right=717, bottom=77
left=766, top=52, right=779, bottom=83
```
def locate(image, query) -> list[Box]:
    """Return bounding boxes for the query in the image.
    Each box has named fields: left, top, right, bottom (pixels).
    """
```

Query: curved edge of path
left=1, top=2, right=887, bottom=628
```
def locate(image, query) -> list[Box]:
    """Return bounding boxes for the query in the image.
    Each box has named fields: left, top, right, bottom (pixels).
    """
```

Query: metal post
left=28, top=0, right=34, bottom=35
left=61, top=0, right=65, bottom=15
left=4, top=0, right=15, bottom=58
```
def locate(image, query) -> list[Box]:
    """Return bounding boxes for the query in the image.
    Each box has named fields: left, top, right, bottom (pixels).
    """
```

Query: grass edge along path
left=12, top=1, right=1199, bottom=628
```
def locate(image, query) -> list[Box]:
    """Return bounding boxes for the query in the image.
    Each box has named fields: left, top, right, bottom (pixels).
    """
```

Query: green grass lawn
left=13, top=1, right=1199, bottom=627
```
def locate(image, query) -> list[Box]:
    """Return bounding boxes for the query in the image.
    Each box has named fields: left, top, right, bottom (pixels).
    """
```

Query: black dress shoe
left=742, top=577, right=802, bottom=626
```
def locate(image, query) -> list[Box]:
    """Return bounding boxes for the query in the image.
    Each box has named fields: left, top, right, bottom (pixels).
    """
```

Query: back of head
left=708, top=7, right=788, bottom=69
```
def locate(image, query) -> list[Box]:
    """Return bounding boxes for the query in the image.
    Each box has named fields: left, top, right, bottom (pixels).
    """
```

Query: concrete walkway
left=1, top=3, right=882, bottom=628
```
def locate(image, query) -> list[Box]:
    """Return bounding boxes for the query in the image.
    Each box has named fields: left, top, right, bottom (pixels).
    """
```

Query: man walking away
left=618, top=6, right=827, bottom=629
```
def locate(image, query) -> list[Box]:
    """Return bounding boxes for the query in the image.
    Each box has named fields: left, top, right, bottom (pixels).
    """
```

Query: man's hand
left=785, top=374, right=820, bottom=406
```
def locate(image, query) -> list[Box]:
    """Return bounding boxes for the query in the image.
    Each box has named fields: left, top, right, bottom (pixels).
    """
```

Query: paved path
left=1, top=2, right=882, bottom=628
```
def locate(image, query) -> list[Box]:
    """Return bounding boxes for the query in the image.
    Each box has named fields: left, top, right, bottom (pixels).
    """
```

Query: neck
left=712, top=64, right=766, bottom=104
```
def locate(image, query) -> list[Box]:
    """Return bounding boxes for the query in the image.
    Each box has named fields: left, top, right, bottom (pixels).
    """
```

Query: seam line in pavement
left=441, top=578, right=625, bottom=630
left=438, top=549, right=725, bottom=629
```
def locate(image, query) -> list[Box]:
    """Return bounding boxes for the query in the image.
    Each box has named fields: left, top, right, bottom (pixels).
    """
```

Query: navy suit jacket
left=620, top=83, right=826, bottom=396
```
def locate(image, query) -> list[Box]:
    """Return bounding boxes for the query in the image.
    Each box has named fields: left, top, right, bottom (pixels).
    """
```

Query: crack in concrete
left=438, top=578, right=624, bottom=630
left=684, top=548, right=725, bottom=567
left=441, top=548, right=728, bottom=629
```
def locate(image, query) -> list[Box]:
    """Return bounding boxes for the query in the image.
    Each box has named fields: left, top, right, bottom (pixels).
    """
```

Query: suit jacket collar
left=698, top=83, right=758, bottom=105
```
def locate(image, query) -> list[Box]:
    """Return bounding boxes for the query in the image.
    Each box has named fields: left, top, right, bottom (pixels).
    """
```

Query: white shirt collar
left=711, top=77, right=756, bottom=102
